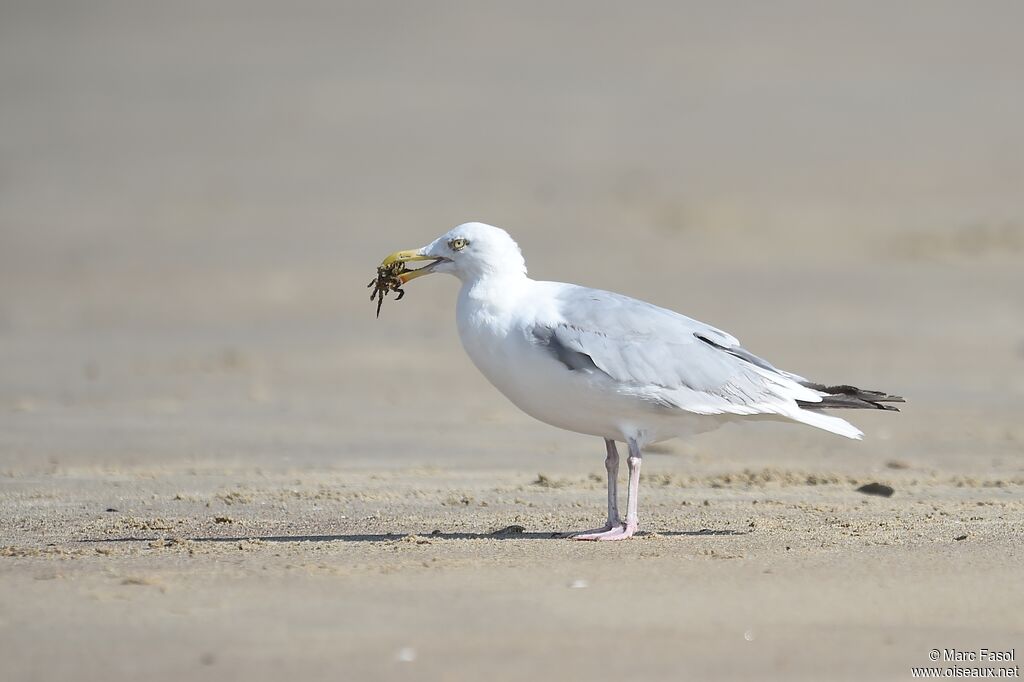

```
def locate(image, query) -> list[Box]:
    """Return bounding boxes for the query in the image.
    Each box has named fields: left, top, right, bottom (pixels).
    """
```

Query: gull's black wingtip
left=798, top=382, right=906, bottom=411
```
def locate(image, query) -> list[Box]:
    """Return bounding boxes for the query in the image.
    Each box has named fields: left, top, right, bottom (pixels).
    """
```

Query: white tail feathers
left=787, top=408, right=864, bottom=440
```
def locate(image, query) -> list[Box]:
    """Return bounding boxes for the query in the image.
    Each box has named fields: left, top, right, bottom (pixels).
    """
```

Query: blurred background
left=1, top=0, right=1022, bottom=472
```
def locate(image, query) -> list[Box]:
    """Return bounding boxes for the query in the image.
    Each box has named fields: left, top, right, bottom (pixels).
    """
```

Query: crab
left=367, top=261, right=407, bottom=318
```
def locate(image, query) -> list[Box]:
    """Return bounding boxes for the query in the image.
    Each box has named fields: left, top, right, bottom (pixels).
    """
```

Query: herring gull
left=376, top=222, right=903, bottom=540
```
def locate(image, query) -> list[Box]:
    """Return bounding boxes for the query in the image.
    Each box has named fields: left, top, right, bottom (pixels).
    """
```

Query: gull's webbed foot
left=570, top=520, right=638, bottom=541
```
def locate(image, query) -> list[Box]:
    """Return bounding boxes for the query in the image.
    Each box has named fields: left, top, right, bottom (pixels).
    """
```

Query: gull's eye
left=448, top=238, right=469, bottom=252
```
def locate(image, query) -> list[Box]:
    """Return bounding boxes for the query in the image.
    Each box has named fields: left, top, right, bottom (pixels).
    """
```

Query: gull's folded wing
left=535, top=284, right=865, bottom=438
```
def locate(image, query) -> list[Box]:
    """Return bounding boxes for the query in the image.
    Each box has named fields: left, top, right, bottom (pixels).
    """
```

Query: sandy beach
left=1, top=2, right=1022, bottom=680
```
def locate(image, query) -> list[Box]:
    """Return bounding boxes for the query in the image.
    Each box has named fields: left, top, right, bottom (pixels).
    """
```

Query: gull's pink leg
left=604, top=439, right=620, bottom=525
left=573, top=439, right=642, bottom=541
left=620, top=438, right=642, bottom=537
left=572, top=439, right=621, bottom=540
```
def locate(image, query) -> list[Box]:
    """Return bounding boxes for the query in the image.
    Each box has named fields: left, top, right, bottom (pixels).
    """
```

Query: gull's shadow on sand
left=79, top=528, right=747, bottom=544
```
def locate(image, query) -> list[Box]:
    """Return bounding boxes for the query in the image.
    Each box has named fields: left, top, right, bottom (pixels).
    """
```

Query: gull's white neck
left=454, top=270, right=534, bottom=401
left=458, top=271, right=532, bottom=321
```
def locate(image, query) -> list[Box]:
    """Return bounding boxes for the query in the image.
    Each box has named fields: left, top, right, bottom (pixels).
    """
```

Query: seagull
left=376, top=222, right=903, bottom=540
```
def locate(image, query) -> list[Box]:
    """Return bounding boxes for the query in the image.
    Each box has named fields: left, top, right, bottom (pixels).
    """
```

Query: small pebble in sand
left=396, top=647, right=417, bottom=663
left=491, top=524, right=526, bottom=536
left=855, top=482, right=895, bottom=497
left=744, top=629, right=755, bottom=642
left=569, top=579, right=588, bottom=589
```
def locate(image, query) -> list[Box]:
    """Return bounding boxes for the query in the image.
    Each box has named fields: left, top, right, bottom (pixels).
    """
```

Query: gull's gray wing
left=533, top=284, right=818, bottom=415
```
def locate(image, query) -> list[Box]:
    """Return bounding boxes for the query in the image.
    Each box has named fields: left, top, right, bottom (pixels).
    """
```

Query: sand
left=1, top=2, right=1022, bottom=680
